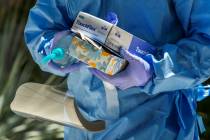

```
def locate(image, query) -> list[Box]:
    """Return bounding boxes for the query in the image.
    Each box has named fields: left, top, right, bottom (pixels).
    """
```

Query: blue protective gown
left=24, top=0, right=210, bottom=139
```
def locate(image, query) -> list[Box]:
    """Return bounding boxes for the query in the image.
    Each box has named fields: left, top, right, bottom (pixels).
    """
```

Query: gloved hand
left=40, top=31, right=87, bottom=74
left=89, top=49, right=153, bottom=90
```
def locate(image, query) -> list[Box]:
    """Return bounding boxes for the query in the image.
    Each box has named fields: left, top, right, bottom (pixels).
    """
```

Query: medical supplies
left=71, top=12, right=156, bottom=57
left=68, top=34, right=127, bottom=75
left=41, top=32, right=127, bottom=75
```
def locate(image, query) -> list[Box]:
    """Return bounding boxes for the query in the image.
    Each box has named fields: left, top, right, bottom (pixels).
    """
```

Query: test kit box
left=71, top=12, right=113, bottom=44
left=72, top=12, right=156, bottom=57
left=68, top=35, right=127, bottom=75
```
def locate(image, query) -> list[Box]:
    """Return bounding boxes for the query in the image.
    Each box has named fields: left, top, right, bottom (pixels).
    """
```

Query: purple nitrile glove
left=89, top=49, right=153, bottom=90
left=55, top=61, right=86, bottom=73
left=46, top=31, right=87, bottom=74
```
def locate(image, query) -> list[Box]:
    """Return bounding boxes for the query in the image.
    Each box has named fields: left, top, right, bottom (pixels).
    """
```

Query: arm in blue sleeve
left=139, top=0, right=210, bottom=95
left=24, top=0, right=77, bottom=76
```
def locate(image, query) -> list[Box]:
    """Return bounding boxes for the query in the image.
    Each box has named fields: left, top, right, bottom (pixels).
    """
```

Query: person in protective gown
left=24, top=0, right=210, bottom=139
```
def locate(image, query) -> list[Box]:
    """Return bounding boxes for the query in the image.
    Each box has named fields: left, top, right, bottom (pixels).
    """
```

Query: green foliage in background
left=0, top=0, right=210, bottom=140
left=0, top=0, right=65, bottom=139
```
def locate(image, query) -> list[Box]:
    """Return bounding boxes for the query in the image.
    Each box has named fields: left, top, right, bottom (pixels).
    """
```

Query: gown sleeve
left=138, top=0, right=210, bottom=95
left=24, top=0, right=78, bottom=76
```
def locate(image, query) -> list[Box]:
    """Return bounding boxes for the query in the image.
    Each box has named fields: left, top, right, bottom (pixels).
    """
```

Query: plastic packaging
left=42, top=34, right=127, bottom=75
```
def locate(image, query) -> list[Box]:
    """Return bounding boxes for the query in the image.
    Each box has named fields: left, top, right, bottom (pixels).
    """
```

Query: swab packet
left=68, top=33, right=127, bottom=75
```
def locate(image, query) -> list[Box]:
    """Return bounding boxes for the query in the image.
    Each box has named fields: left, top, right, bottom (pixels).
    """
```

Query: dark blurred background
left=0, top=0, right=209, bottom=140
left=0, top=0, right=64, bottom=140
